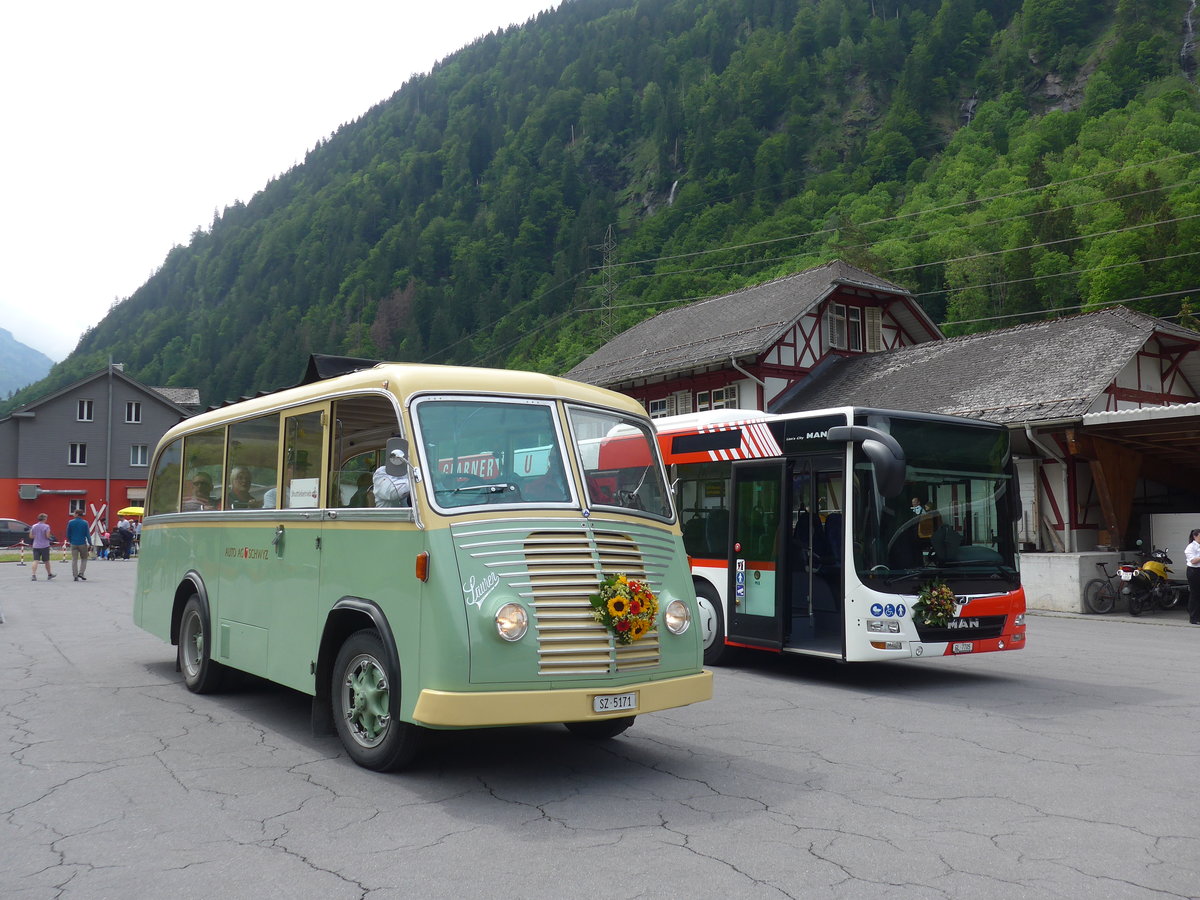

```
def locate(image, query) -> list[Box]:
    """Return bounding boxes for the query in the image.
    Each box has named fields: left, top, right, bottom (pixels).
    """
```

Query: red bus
left=653, top=407, right=1026, bottom=664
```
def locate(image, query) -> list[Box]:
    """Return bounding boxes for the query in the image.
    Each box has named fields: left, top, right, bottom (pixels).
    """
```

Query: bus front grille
left=452, top=518, right=679, bottom=676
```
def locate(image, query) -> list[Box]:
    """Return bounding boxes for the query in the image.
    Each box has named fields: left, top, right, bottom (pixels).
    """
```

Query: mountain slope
left=4, top=0, right=1198, bottom=414
left=0, top=329, right=54, bottom=398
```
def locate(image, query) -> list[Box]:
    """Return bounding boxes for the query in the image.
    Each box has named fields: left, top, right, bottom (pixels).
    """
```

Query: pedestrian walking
left=30, top=513, right=56, bottom=581
left=67, top=510, right=90, bottom=581
left=1185, top=527, right=1200, bottom=625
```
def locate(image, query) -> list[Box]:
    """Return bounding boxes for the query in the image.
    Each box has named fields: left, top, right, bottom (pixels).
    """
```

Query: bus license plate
left=593, top=692, right=637, bottom=713
left=952, top=642, right=974, bottom=654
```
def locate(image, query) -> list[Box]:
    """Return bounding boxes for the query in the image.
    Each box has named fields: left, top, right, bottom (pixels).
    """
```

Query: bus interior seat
left=705, top=508, right=729, bottom=557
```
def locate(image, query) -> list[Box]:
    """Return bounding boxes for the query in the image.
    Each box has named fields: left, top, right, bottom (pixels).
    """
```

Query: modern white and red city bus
left=650, top=407, right=1027, bottom=664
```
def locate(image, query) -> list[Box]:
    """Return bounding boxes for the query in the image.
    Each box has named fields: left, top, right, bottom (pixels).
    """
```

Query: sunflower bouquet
left=588, top=573, right=660, bottom=645
left=913, top=581, right=958, bottom=628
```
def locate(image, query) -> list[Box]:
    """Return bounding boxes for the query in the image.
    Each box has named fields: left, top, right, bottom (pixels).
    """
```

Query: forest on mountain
left=6, top=0, right=1199, bottom=413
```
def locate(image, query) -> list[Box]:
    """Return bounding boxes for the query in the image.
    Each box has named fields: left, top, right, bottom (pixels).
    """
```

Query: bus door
left=785, top=454, right=846, bottom=657
left=726, top=461, right=787, bottom=650
left=268, top=405, right=326, bottom=690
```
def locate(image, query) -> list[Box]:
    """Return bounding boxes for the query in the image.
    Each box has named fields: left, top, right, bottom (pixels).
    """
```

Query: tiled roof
left=775, top=306, right=1200, bottom=423
left=566, top=260, right=924, bottom=386
left=150, top=386, right=201, bottom=407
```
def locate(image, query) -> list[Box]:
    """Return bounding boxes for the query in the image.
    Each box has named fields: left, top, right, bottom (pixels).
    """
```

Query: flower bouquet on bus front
left=913, top=581, right=958, bottom=628
left=589, top=573, right=659, bottom=645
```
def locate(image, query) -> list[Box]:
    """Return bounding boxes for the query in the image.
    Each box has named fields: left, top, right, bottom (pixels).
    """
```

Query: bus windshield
left=569, top=405, right=673, bottom=521
left=414, top=397, right=574, bottom=510
left=854, top=416, right=1019, bottom=595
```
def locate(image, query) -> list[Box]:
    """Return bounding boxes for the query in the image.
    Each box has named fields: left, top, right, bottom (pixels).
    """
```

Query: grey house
left=0, top=366, right=197, bottom=531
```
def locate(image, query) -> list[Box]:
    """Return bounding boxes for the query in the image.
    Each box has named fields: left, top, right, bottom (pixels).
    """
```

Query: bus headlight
left=663, top=599, right=692, bottom=635
left=495, top=603, right=528, bottom=642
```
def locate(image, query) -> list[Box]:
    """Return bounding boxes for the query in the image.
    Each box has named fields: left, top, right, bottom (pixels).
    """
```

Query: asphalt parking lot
left=3, top=557, right=1200, bottom=900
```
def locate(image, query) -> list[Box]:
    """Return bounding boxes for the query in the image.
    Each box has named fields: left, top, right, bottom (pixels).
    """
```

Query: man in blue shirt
left=67, top=510, right=91, bottom=581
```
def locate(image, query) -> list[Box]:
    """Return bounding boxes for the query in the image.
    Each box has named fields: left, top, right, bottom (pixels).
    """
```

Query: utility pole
left=599, top=224, right=616, bottom=339
left=105, top=357, right=113, bottom=526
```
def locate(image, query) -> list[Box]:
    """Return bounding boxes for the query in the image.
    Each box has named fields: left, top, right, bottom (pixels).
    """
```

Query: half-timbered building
left=566, top=260, right=941, bottom=415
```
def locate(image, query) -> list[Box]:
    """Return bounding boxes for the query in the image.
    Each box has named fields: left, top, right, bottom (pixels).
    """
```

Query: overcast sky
left=0, top=0, right=554, bottom=362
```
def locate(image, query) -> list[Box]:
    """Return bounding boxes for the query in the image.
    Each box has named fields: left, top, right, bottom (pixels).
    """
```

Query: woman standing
left=1186, top=528, right=1200, bottom=625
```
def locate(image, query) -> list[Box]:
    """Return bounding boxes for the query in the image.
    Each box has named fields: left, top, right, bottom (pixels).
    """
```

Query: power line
left=420, top=150, right=1200, bottom=365
left=886, top=212, right=1200, bottom=273
left=587, top=148, right=1200, bottom=273
left=936, top=287, right=1200, bottom=328
left=911, top=250, right=1200, bottom=298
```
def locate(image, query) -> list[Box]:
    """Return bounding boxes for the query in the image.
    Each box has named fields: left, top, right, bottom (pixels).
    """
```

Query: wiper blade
left=884, top=568, right=944, bottom=586
left=453, top=483, right=517, bottom=495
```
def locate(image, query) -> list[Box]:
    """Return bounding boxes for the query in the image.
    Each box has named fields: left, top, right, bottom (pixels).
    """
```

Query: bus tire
left=332, top=629, right=423, bottom=771
left=564, top=716, right=635, bottom=739
left=694, top=580, right=727, bottom=666
left=178, top=594, right=226, bottom=694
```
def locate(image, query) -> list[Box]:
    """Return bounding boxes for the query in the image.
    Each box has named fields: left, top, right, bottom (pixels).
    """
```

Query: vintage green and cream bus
left=134, top=360, right=711, bottom=770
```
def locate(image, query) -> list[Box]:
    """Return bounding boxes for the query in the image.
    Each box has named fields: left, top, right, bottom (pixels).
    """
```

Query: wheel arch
left=312, top=597, right=403, bottom=736
left=170, top=571, right=209, bottom=649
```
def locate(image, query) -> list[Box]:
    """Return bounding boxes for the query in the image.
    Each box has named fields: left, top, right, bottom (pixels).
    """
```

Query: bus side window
left=282, top=410, right=324, bottom=509
left=329, top=396, right=403, bottom=508
left=182, top=427, right=225, bottom=512
left=226, top=413, right=279, bottom=510
left=147, top=439, right=183, bottom=515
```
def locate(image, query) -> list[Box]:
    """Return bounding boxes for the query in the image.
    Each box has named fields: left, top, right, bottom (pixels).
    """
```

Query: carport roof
left=1082, top=401, right=1200, bottom=471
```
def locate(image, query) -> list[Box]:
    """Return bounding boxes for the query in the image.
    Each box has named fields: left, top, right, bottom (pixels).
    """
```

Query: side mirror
left=826, top=425, right=906, bottom=498
left=385, top=437, right=409, bottom=477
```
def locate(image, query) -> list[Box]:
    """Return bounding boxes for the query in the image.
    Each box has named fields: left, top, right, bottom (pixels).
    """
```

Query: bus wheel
left=178, top=594, right=226, bottom=694
left=332, top=629, right=423, bottom=771
left=694, top=581, right=727, bottom=666
left=564, top=716, right=635, bottom=739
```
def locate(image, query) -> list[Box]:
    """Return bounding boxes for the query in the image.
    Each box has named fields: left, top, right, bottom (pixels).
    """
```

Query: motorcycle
left=1118, top=546, right=1180, bottom=616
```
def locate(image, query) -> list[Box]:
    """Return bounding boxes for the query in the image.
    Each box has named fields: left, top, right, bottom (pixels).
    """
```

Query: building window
left=69, top=443, right=88, bottom=466
left=131, top=444, right=148, bottom=467
left=126, top=401, right=142, bottom=423
left=711, top=386, right=739, bottom=409
left=826, top=303, right=865, bottom=352
left=77, top=399, right=94, bottom=421
left=646, top=391, right=693, bottom=419
left=68, top=499, right=86, bottom=516
left=696, top=391, right=710, bottom=411
left=847, top=306, right=862, bottom=352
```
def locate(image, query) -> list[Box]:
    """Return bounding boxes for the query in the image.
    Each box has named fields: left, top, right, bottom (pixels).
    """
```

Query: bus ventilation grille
left=452, top=518, right=679, bottom=676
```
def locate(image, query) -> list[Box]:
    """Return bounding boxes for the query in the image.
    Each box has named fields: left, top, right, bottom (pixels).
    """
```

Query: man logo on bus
left=805, top=430, right=827, bottom=440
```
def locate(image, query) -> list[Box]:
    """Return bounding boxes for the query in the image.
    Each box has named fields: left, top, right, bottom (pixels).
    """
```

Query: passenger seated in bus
left=226, top=467, right=261, bottom=509
left=347, top=472, right=373, bottom=507
left=182, top=473, right=219, bottom=512
left=372, top=464, right=410, bottom=507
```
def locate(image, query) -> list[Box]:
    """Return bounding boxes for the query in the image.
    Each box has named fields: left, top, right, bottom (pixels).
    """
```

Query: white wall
left=1021, top=551, right=1127, bottom=613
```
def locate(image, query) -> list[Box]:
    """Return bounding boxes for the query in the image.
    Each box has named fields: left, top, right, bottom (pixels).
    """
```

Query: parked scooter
left=1118, top=546, right=1180, bottom=616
